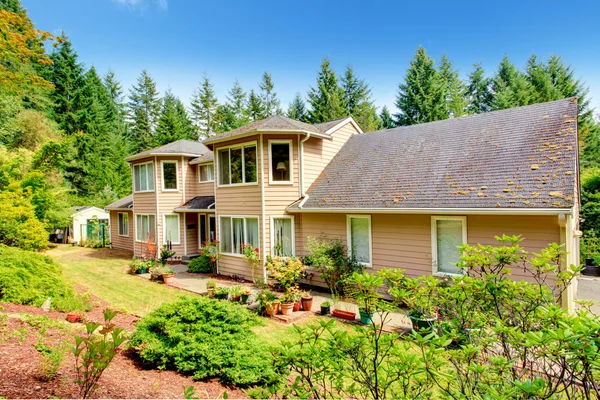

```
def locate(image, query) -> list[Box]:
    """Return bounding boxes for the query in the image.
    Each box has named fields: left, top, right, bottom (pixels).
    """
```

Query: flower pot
left=293, top=302, right=301, bottom=312
left=241, top=293, right=250, bottom=304
left=359, top=310, right=374, bottom=324
left=207, top=288, right=215, bottom=298
left=140, top=267, right=148, bottom=274
left=216, top=293, right=228, bottom=300
left=320, top=305, right=330, bottom=315
left=409, top=315, right=438, bottom=332
left=301, top=297, right=313, bottom=312
left=265, top=302, right=280, bottom=316
left=332, top=309, right=356, bottom=321
left=281, top=302, right=294, bottom=316
left=230, top=295, right=241, bottom=302
left=162, top=274, right=174, bottom=284
left=66, top=313, right=81, bottom=323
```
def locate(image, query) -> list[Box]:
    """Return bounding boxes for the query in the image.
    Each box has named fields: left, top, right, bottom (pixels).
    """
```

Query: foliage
left=392, top=275, right=440, bottom=319
left=159, top=244, right=175, bottom=265
left=0, top=245, right=90, bottom=311
left=580, top=230, right=600, bottom=264
left=154, top=90, right=195, bottom=146
left=242, top=244, right=260, bottom=280
left=265, top=256, right=306, bottom=293
left=127, top=69, right=161, bottom=152
left=72, top=309, right=127, bottom=399
left=378, top=105, right=395, bottom=129
left=186, top=254, right=213, bottom=274
left=190, top=75, right=220, bottom=138
left=255, top=289, right=279, bottom=315
left=466, top=63, right=493, bottom=114
left=307, top=58, right=347, bottom=123
left=341, top=65, right=379, bottom=132
left=199, top=239, right=220, bottom=274
left=218, top=80, right=249, bottom=131
left=303, top=236, right=363, bottom=297
left=258, top=71, right=281, bottom=117
left=128, top=297, right=278, bottom=387
left=286, top=92, right=308, bottom=122
left=348, top=271, right=383, bottom=314
left=0, top=188, right=49, bottom=250
left=35, top=334, right=66, bottom=381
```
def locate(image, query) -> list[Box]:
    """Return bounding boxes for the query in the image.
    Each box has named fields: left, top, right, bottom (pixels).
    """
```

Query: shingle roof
left=104, top=195, right=133, bottom=211
left=289, top=98, right=578, bottom=211
left=125, top=140, right=210, bottom=161
left=202, top=115, right=330, bottom=145
left=189, top=152, right=214, bottom=165
left=313, top=117, right=352, bottom=133
left=175, top=196, right=216, bottom=211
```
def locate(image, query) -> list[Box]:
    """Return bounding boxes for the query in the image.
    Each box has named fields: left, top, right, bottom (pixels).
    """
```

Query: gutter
left=173, top=208, right=215, bottom=213
left=286, top=207, right=573, bottom=216
left=203, top=129, right=331, bottom=146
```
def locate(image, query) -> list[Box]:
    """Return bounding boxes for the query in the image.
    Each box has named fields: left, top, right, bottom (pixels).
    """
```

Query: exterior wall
left=109, top=210, right=134, bottom=251
left=185, top=161, right=215, bottom=198
left=185, top=212, right=199, bottom=255
left=296, top=213, right=563, bottom=287
left=155, top=156, right=186, bottom=256
left=131, top=156, right=158, bottom=257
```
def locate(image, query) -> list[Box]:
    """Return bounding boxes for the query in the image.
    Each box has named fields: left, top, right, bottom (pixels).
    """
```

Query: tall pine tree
left=307, top=58, right=346, bottom=123
left=490, top=56, right=533, bottom=110
left=395, top=46, right=447, bottom=126
left=190, top=76, right=220, bottom=138
left=378, top=106, right=395, bottom=129
left=218, top=80, right=249, bottom=131
left=259, top=72, right=281, bottom=117
left=247, top=89, right=264, bottom=122
left=439, top=55, right=468, bottom=118
left=127, top=70, right=161, bottom=151
left=466, top=63, right=493, bottom=114
left=287, top=93, right=308, bottom=121
left=341, top=65, right=378, bottom=131
left=154, top=90, right=195, bottom=146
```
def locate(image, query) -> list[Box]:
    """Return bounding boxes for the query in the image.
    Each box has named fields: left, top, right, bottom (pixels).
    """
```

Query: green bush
left=128, top=296, right=278, bottom=387
left=0, top=245, right=90, bottom=311
left=186, top=254, right=213, bottom=273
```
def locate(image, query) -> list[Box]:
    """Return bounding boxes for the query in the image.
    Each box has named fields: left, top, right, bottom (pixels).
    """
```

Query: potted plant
left=320, top=301, right=331, bottom=315
left=280, top=292, right=295, bottom=316
left=349, top=272, right=383, bottom=324
left=229, top=285, right=242, bottom=302
left=216, top=287, right=229, bottom=300
left=393, top=276, right=439, bottom=332
left=331, top=295, right=356, bottom=320
left=286, top=286, right=302, bottom=311
left=256, top=289, right=279, bottom=316
left=206, top=279, right=217, bottom=298
left=161, top=267, right=176, bottom=285
left=159, top=245, right=176, bottom=266
left=301, top=291, right=313, bottom=312
left=66, top=312, right=82, bottom=323
left=240, top=287, right=252, bottom=304
left=266, top=256, right=306, bottom=294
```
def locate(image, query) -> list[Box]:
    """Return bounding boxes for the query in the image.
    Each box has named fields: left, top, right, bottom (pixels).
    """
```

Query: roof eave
left=173, top=208, right=216, bottom=213
left=125, top=152, right=205, bottom=162
left=323, top=116, right=364, bottom=135
left=105, top=207, right=132, bottom=211
left=202, top=129, right=330, bottom=146
left=189, top=158, right=214, bottom=165
left=286, top=207, right=574, bottom=215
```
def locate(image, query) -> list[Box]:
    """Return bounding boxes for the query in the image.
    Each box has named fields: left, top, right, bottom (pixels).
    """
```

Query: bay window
left=133, top=162, right=154, bottom=192
left=269, top=140, right=292, bottom=184
left=272, top=217, right=294, bottom=256
left=161, top=161, right=178, bottom=191
left=219, top=216, right=259, bottom=255
left=118, top=212, right=128, bottom=237
left=431, top=216, right=467, bottom=275
left=217, top=143, right=257, bottom=185
left=347, top=215, right=372, bottom=266
left=135, top=214, right=156, bottom=242
left=163, top=214, right=180, bottom=244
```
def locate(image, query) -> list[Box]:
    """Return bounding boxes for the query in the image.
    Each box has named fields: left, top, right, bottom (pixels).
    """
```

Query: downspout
left=298, top=133, right=311, bottom=208
left=154, top=156, right=160, bottom=248
left=182, top=156, right=186, bottom=255
left=260, top=133, right=267, bottom=283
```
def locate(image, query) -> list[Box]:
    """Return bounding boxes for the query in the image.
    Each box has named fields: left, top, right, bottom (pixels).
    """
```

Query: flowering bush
left=242, top=244, right=260, bottom=281
left=265, top=256, right=306, bottom=293
left=200, top=239, right=220, bottom=275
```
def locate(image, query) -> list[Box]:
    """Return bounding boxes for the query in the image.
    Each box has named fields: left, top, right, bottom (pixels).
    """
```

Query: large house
left=105, top=98, right=580, bottom=308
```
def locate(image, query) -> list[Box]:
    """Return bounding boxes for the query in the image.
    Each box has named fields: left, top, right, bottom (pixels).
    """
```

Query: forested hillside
left=1, top=0, right=599, bottom=251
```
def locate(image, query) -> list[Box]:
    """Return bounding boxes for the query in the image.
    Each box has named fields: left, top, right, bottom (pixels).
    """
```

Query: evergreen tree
left=466, top=63, right=493, bottom=114
left=307, top=58, right=346, bottom=123
left=490, top=56, right=533, bottom=110
left=287, top=92, right=308, bottom=121
left=341, top=65, right=379, bottom=131
left=259, top=72, right=281, bottom=117
left=103, top=70, right=126, bottom=121
left=439, top=55, right=468, bottom=118
left=154, top=90, right=195, bottom=146
left=378, top=106, right=395, bottom=129
left=46, top=33, right=84, bottom=135
left=247, top=89, right=264, bottom=122
left=190, top=76, right=219, bottom=138
left=0, top=0, right=24, bottom=12
left=127, top=70, right=161, bottom=151
left=218, top=80, right=249, bottom=131
left=394, top=46, right=447, bottom=126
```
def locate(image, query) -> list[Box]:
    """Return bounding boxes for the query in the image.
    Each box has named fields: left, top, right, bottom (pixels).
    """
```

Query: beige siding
left=185, top=161, right=215, bottom=198
left=303, top=122, right=360, bottom=190
left=155, top=156, right=186, bottom=256
left=131, top=157, right=158, bottom=257
left=184, top=212, right=199, bottom=255
left=109, top=210, right=134, bottom=251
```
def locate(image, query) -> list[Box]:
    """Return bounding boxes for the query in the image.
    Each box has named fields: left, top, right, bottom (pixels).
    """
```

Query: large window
left=161, top=161, right=178, bottom=191
left=217, top=143, right=257, bottom=186
left=199, top=163, right=214, bottom=182
left=347, top=215, right=372, bottom=266
left=133, top=162, right=154, bottom=192
left=220, top=216, right=259, bottom=255
left=269, top=140, right=292, bottom=184
left=135, top=214, right=156, bottom=242
left=431, top=216, right=467, bottom=275
left=272, top=217, right=294, bottom=256
left=118, top=213, right=129, bottom=237
left=163, top=214, right=180, bottom=244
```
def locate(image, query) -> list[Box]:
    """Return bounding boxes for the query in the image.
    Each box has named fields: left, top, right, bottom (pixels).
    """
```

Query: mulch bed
left=0, top=299, right=247, bottom=399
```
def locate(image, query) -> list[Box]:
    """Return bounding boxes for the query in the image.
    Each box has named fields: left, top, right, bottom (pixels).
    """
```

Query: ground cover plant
left=128, top=296, right=279, bottom=387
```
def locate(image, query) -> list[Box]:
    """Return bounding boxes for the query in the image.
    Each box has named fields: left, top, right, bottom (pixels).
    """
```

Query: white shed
left=71, top=206, right=110, bottom=244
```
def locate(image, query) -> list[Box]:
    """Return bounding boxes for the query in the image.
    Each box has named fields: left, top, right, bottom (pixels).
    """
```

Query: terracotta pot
left=66, top=313, right=81, bottom=323
left=281, top=302, right=294, bottom=316
left=332, top=309, right=356, bottom=321
left=265, top=302, right=280, bottom=316
left=293, top=302, right=301, bottom=312
left=230, top=296, right=241, bottom=302
left=162, top=274, right=174, bottom=284
left=301, top=297, right=313, bottom=312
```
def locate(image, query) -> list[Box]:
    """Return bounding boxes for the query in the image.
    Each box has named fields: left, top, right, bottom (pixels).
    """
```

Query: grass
left=46, top=245, right=194, bottom=316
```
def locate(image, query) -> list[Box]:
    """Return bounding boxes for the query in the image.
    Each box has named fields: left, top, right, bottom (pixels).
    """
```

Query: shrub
left=35, top=335, right=65, bottom=381
left=0, top=245, right=90, bottom=311
left=0, top=189, right=48, bottom=251
left=128, top=296, right=278, bottom=387
left=187, top=254, right=213, bottom=274
left=580, top=229, right=600, bottom=264
left=265, top=256, right=306, bottom=292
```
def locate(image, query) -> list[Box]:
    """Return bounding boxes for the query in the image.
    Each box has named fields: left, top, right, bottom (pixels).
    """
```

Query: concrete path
left=576, top=276, right=600, bottom=315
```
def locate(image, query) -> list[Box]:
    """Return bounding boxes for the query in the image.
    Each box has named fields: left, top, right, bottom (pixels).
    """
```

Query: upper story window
left=133, top=162, right=155, bottom=193
left=347, top=215, right=372, bottom=267
left=217, top=142, right=257, bottom=186
left=199, top=163, right=214, bottom=182
left=161, top=161, right=178, bottom=191
left=269, top=140, right=292, bottom=184
left=431, top=216, right=466, bottom=276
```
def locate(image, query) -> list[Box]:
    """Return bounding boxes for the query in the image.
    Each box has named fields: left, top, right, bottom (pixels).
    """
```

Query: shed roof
left=174, top=196, right=216, bottom=212
left=104, top=195, right=133, bottom=211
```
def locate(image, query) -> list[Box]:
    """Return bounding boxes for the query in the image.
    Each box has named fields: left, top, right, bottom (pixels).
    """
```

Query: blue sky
left=22, top=0, right=600, bottom=114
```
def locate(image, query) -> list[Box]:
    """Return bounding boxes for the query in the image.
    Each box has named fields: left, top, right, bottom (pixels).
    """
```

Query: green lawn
left=47, top=245, right=194, bottom=316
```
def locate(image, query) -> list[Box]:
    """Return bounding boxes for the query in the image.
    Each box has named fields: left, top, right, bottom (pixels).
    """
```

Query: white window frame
left=216, top=141, right=258, bottom=187
left=163, top=213, right=181, bottom=245
left=219, top=215, right=260, bottom=257
left=268, top=139, right=293, bottom=185
left=161, top=160, right=179, bottom=192
left=346, top=214, right=372, bottom=268
left=117, top=212, right=129, bottom=237
left=133, top=161, right=155, bottom=193
left=198, top=163, right=215, bottom=183
left=270, top=216, right=295, bottom=256
left=134, top=213, right=156, bottom=243
left=431, top=216, right=468, bottom=277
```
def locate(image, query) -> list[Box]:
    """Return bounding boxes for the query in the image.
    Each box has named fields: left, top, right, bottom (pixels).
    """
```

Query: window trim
left=268, top=139, right=293, bottom=185
left=134, top=213, right=156, bottom=243
left=346, top=214, right=372, bottom=268
left=160, top=160, right=179, bottom=192
left=133, top=161, right=155, bottom=193
left=198, top=163, right=215, bottom=183
left=117, top=212, right=129, bottom=237
left=163, top=213, right=181, bottom=245
left=216, top=141, right=259, bottom=187
left=431, top=216, right=468, bottom=277
left=218, top=214, right=260, bottom=257
left=270, top=215, right=295, bottom=256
